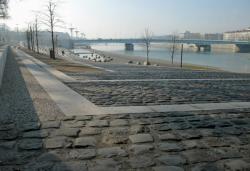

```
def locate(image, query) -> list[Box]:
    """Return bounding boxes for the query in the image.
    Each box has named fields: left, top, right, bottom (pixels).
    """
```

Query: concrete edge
left=17, top=49, right=77, bottom=83
left=15, top=48, right=104, bottom=116
left=0, top=45, right=9, bottom=88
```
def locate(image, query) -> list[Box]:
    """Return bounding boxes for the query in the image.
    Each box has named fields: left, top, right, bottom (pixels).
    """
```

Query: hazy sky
left=4, top=0, right=250, bottom=38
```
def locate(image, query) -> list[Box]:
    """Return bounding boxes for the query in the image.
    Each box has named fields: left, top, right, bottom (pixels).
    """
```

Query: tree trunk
left=30, top=26, right=35, bottom=51
left=180, top=44, right=183, bottom=68
left=51, top=30, right=55, bottom=59
left=26, top=30, right=31, bottom=50
left=35, top=19, right=39, bottom=53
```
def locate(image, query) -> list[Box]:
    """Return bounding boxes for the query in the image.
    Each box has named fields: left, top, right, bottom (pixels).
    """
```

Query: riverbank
left=91, top=49, right=223, bottom=72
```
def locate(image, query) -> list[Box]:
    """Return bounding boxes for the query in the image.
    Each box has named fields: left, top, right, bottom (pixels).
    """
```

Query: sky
left=3, top=0, right=250, bottom=38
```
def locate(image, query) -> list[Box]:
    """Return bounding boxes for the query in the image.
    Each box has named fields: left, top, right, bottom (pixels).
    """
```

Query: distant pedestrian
left=62, top=50, right=65, bottom=56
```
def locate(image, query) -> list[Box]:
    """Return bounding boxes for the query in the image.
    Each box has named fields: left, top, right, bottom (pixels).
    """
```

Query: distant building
left=184, top=31, right=203, bottom=40
left=204, top=33, right=223, bottom=40
left=223, top=27, right=250, bottom=41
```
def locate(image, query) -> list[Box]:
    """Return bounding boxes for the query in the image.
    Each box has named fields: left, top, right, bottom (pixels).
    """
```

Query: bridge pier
left=235, top=44, right=250, bottom=53
left=125, top=43, right=134, bottom=51
left=196, top=45, right=211, bottom=52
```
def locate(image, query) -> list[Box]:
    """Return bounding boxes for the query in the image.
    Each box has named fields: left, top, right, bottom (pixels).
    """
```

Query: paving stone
left=223, top=159, right=250, bottom=171
left=102, top=127, right=129, bottom=144
left=169, top=122, right=191, bottom=130
left=53, top=128, right=80, bottom=137
left=176, top=130, right=202, bottom=139
left=75, top=115, right=93, bottom=121
left=0, top=149, right=17, bottom=164
left=0, top=141, right=16, bottom=149
left=0, top=166, right=22, bottom=171
left=23, top=130, right=49, bottom=138
left=0, top=129, right=18, bottom=140
left=158, top=142, right=184, bottom=152
left=182, top=140, right=207, bottom=149
left=216, top=120, right=233, bottom=127
left=159, top=133, right=181, bottom=141
left=74, top=137, right=96, bottom=147
left=19, top=122, right=41, bottom=131
left=110, top=119, right=129, bottom=126
left=156, top=124, right=171, bottom=131
left=129, top=144, right=154, bottom=155
left=182, top=149, right=221, bottom=163
left=18, top=139, right=43, bottom=150
left=192, top=120, right=216, bottom=129
left=89, top=159, right=121, bottom=171
left=63, top=121, right=85, bottom=128
left=24, top=162, right=54, bottom=171
left=36, top=151, right=64, bottom=162
left=231, top=119, right=249, bottom=125
left=131, top=119, right=151, bottom=125
left=156, top=154, right=186, bottom=166
left=15, top=151, right=41, bottom=165
left=69, top=149, right=96, bottom=160
left=97, top=147, right=127, bottom=158
left=202, top=137, right=231, bottom=147
left=199, top=129, right=214, bottom=137
left=41, top=121, right=61, bottom=129
left=45, top=137, right=68, bottom=149
left=216, top=127, right=243, bottom=136
left=129, top=156, right=154, bottom=168
left=215, top=147, right=242, bottom=159
left=152, top=118, right=169, bottom=124
left=87, top=120, right=109, bottom=127
left=79, top=127, right=101, bottom=136
left=61, top=116, right=75, bottom=121
left=130, top=125, right=146, bottom=134
left=129, top=134, right=153, bottom=144
left=191, top=163, right=223, bottom=171
left=153, top=166, right=184, bottom=171
left=102, top=133, right=129, bottom=145
left=0, top=123, right=15, bottom=131
left=52, top=161, right=87, bottom=171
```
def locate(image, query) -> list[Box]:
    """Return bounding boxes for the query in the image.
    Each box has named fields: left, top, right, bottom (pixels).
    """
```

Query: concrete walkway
left=15, top=48, right=250, bottom=116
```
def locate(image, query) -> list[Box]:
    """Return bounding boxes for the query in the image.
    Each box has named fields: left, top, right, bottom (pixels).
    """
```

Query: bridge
left=74, top=39, right=250, bottom=52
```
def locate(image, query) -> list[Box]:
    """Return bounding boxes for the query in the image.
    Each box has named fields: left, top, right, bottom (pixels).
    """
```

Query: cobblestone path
left=66, top=80, right=250, bottom=107
left=1, top=48, right=250, bottom=170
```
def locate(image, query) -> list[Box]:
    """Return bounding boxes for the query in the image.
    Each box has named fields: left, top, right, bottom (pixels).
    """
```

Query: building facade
left=223, top=27, right=250, bottom=41
left=184, top=31, right=203, bottom=40
left=204, top=33, right=223, bottom=40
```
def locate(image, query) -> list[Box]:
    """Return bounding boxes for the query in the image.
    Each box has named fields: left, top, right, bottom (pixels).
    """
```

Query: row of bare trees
left=0, top=0, right=8, bottom=18
left=143, top=29, right=183, bottom=67
left=26, top=17, right=39, bottom=53
left=26, top=0, right=63, bottom=60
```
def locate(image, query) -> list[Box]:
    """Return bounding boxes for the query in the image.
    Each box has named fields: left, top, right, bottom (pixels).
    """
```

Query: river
left=82, top=43, right=250, bottom=73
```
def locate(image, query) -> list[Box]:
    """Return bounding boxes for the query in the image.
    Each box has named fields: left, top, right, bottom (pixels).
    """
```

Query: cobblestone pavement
left=1, top=49, right=250, bottom=170
left=66, top=80, right=250, bottom=107
left=1, top=108, right=250, bottom=170
left=65, top=63, right=250, bottom=80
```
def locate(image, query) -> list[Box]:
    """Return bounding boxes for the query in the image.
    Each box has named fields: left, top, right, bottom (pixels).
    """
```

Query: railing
left=74, top=39, right=250, bottom=45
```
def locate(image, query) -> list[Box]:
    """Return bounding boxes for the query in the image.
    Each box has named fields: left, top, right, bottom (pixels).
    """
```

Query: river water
left=86, top=43, right=250, bottom=73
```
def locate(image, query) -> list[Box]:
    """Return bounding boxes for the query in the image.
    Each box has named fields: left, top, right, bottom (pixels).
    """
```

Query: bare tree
left=26, top=28, right=31, bottom=50
left=40, top=0, right=64, bottom=59
left=170, top=32, right=178, bottom=65
left=34, top=16, right=40, bottom=53
left=143, top=28, right=153, bottom=65
left=0, top=0, right=8, bottom=18
left=30, top=25, right=35, bottom=51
